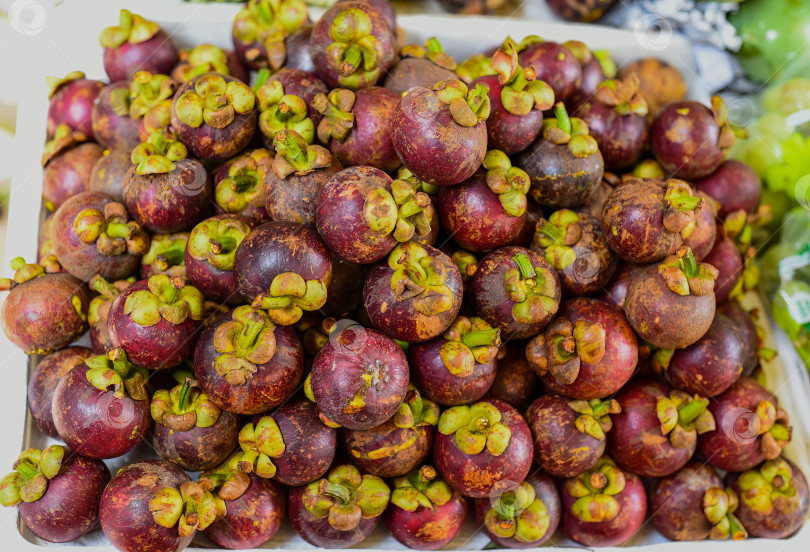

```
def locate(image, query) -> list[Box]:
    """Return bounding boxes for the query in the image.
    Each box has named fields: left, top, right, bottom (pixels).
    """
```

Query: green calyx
left=271, top=128, right=332, bottom=178
left=148, top=480, right=220, bottom=538
left=594, top=74, right=648, bottom=116
left=387, top=242, right=455, bottom=317
left=484, top=150, right=531, bottom=217
left=391, top=465, right=452, bottom=512
left=568, top=398, right=621, bottom=441
left=542, top=102, right=598, bottom=158
left=565, top=457, right=626, bottom=523
left=711, top=95, right=743, bottom=152
left=88, top=276, right=131, bottom=326
left=451, top=250, right=478, bottom=282
left=42, top=123, right=87, bottom=166
left=491, top=45, right=555, bottom=116
left=484, top=481, right=551, bottom=543
left=232, top=0, right=308, bottom=70
left=533, top=209, right=582, bottom=270
left=302, top=464, right=391, bottom=531
left=455, top=54, right=495, bottom=85
left=363, top=179, right=432, bottom=243
left=433, top=80, right=490, bottom=127
left=746, top=399, right=793, bottom=460
left=391, top=386, right=440, bottom=429
left=397, top=166, right=439, bottom=195
left=72, top=201, right=150, bottom=257
left=658, top=246, right=719, bottom=297
left=0, top=256, right=61, bottom=291
left=141, top=233, right=188, bottom=280
left=594, top=49, right=616, bottom=78
left=188, top=217, right=250, bottom=272
left=656, top=390, right=716, bottom=449
left=400, top=37, right=457, bottom=71
left=130, top=72, right=178, bottom=120
left=131, top=127, right=189, bottom=175
left=254, top=75, right=315, bottom=145
left=312, top=88, right=356, bottom=144
left=213, top=305, right=277, bottom=385
left=503, top=253, right=559, bottom=325
left=199, top=453, right=253, bottom=503
left=438, top=402, right=511, bottom=456
left=0, top=446, right=65, bottom=507
left=175, top=74, right=256, bottom=130
left=439, top=316, right=501, bottom=377
left=738, top=458, right=801, bottom=516
left=663, top=179, right=704, bottom=239
left=237, top=416, right=285, bottom=479
left=151, top=379, right=221, bottom=431
left=251, top=269, right=329, bottom=326
left=180, top=44, right=231, bottom=81
left=325, top=8, right=385, bottom=89
left=633, top=159, right=665, bottom=180
left=84, top=348, right=148, bottom=400
left=216, top=148, right=273, bottom=213
left=46, top=70, right=85, bottom=99
left=703, top=486, right=747, bottom=540
left=124, top=274, right=204, bottom=327
left=525, top=316, right=605, bottom=385
left=99, top=9, right=160, bottom=49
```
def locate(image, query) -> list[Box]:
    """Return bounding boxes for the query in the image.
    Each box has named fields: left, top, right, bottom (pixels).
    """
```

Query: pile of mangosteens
left=1, top=1, right=807, bottom=551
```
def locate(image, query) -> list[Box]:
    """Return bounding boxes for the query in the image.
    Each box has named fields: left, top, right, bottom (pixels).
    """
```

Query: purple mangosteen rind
left=46, top=71, right=105, bottom=139
left=100, top=10, right=179, bottom=82
left=383, top=37, right=459, bottom=96
left=186, top=215, right=251, bottom=304
left=517, top=39, right=582, bottom=102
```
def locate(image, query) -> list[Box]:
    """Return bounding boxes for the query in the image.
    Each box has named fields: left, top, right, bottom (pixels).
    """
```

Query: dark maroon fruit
left=185, top=215, right=251, bottom=304
left=683, top=191, right=718, bottom=261
left=695, top=160, right=762, bottom=217
left=527, top=394, right=619, bottom=478
left=518, top=39, right=582, bottom=102
left=471, top=246, right=561, bottom=340
left=560, top=456, right=647, bottom=547
left=322, top=253, right=367, bottom=317
left=46, top=71, right=104, bottom=139
left=387, top=465, right=468, bottom=551
left=486, top=342, right=537, bottom=408
left=651, top=97, right=736, bottom=180
left=547, top=0, right=616, bottom=22
left=284, top=25, right=316, bottom=73
left=625, top=247, right=718, bottom=349
left=215, top=148, right=273, bottom=225
left=91, top=81, right=141, bottom=151
left=231, top=0, right=309, bottom=71
left=88, top=276, right=132, bottom=353
left=703, top=235, right=743, bottom=303
left=698, top=377, right=792, bottom=472
left=434, top=399, right=533, bottom=498
left=89, top=148, right=132, bottom=203
left=234, top=220, right=332, bottom=325
left=509, top=195, right=544, bottom=248
left=390, top=80, right=490, bottom=187
left=194, top=305, right=304, bottom=414
left=409, top=315, right=500, bottom=406
left=596, top=261, right=641, bottom=310
left=565, top=41, right=608, bottom=113
left=27, top=347, right=94, bottom=438
left=52, top=349, right=150, bottom=459
left=0, top=446, right=110, bottom=543
left=384, top=38, right=459, bottom=96
left=1, top=257, right=90, bottom=355
left=717, top=300, right=760, bottom=376
left=474, top=472, right=561, bottom=548
left=141, top=232, right=188, bottom=280
left=288, top=464, right=390, bottom=548
left=42, top=125, right=104, bottom=212
left=100, top=10, right=179, bottom=82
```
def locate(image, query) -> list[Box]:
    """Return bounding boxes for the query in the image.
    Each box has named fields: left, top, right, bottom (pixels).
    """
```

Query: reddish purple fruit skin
left=44, top=142, right=104, bottom=212
left=52, top=190, right=141, bottom=282
left=387, top=490, right=468, bottom=550
left=100, top=460, right=192, bottom=552
left=485, top=342, right=537, bottom=409
left=434, top=399, right=533, bottom=498
left=651, top=100, right=725, bottom=180
left=438, top=172, right=526, bottom=252
left=19, top=452, right=110, bottom=543
left=541, top=298, right=638, bottom=400
left=473, top=472, right=561, bottom=548
left=695, top=160, right=761, bottom=217
left=153, top=410, right=239, bottom=471
left=103, top=31, right=179, bottom=82
left=561, top=466, right=647, bottom=547
left=123, top=159, right=213, bottom=233
left=703, top=236, right=743, bottom=304
left=682, top=192, right=717, bottom=262
left=664, top=313, right=744, bottom=397
left=698, top=377, right=778, bottom=472
left=311, top=327, right=410, bottom=429
left=409, top=337, right=497, bottom=406
left=471, top=246, right=562, bottom=340
left=108, top=280, right=200, bottom=370
left=364, top=245, right=463, bottom=343
left=518, top=42, right=582, bottom=102
left=338, top=0, right=397, bottom=31
left=526, top=394, right=606, bottom=478
left=184, top=215, right=247, bottom=305
left=206, top=475, right=286, bottom=549
left=322, top=253, right=367, bottom=317
left=345, top=422, right=434, bottom=478
left=47, top=78, right=104, bottom=139
left=473, top=74, right=543, bottom=154
left=509, top=197, right=544, bottom=248
left=578, top=101, right=648, bottom=172
left=52, top=363, right=150, bottom=459
left=567, top=55, right=606, bottom=113
left=649, top=461, right=722, bottom=541
left=383, top=57, right=458, bottom=97
left=717, top=300, right=759, bottom=376
left=264, top=156, right=342, bottom=225
left=597, top=261, right=641, bottom=310
left=608, top=380, right=696, bottom=477
left=28, top=347, right=94, bottom=438
left=726, top=459, right=809, bottom=539
left=194, top=310, right=304, bottom=415
left=271, top=398, right=337, bottom=486
left=288, top=484, right=381, bottom=548
left=283, top=26, right=316, bottom=74
left=90, top=149, right=131, bottom=203
left=390, top=85, right=488, bottom=186
left=268, top=68, right=329, bottom=124
left=91, top=82, right=142, bottom=151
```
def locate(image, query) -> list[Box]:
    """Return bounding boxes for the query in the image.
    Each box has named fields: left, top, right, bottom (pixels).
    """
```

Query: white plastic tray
left=1, top=0, right=807, bottom=550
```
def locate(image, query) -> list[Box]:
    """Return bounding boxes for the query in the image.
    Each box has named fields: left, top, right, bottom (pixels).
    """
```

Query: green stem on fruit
left=461, top=328, right=500, bottom=349
left=554, top=102, right=571, bottom=134
left=678, top=396, right=709, bottom=425
left=319, top=479, right=352, bottom=505
left=209, top=236, right=238, bottom=255
left=512, top=253, right=536, bottom=279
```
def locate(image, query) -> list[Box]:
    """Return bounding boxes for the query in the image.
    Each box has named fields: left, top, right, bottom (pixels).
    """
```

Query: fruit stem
left=108, top=347, right=133, bottom=379
left=342, top=45, right=362, bottom=74
left=669, top=195, right=703, bottom=212
left=230, top=174, right=257, bottom=193
left=590, top=399, right=620, bottom=420
left=473, top=417, right=490, bottom=432
left=461, top=328, right=500, bottom=349
left=425, top=37, right=443, bottom=53
left=398, top=193, right=430, bottom=219
left=416, top=465, right=437, bottom=486
left=15, top=461, right=38, bottom=481
left=676, top=247, right=698, bottom=279
left=257, top=1, right=272, bottom=26
left=556, top=336, right=577, bottom=360
left=90, top=275, right=121, bottom=300
left=512, top=253, right=536, bottom=279
left=177, top=379, right=193, bottom=412
left=209, top=236, right=238, bottom=255
left=678, top=396, right=709, bottom=425
left=554, top=102, right=571, bottom=134
left=319, top=479, right=352, bottom=505
left=468, top=83, right=490, bottom=118
left=509, top=66, right=535, bottom=92
left=234, top=310, right=267, bottom=353
left=535, top=219, right=563, bottom=243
